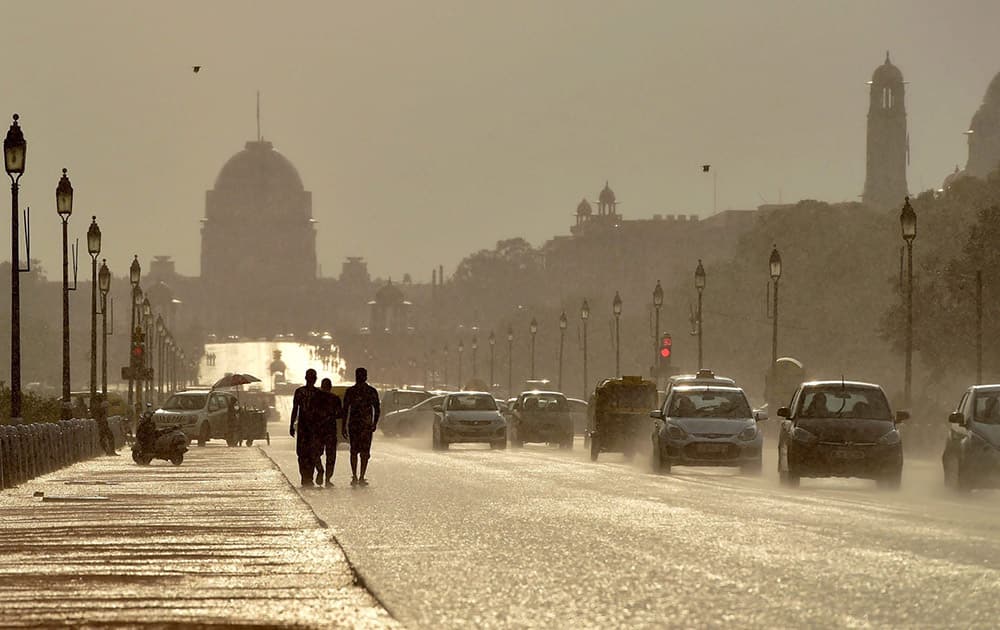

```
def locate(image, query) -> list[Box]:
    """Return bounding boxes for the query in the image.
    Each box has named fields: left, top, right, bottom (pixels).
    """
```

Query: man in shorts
left=314, top=378, right=343, bottom=487
left=290, top=369, right=322, bottom=487
left=342, top=367, right=380, bottom=486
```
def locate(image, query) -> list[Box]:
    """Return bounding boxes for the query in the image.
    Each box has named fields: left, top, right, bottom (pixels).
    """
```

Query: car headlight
left=791, top=426, right=818, bottom=444
left=738, top=426, right=758, bottom=441
left=877, top=429, right=901, bottom=446
left=666, top=424, right=688, bottom=440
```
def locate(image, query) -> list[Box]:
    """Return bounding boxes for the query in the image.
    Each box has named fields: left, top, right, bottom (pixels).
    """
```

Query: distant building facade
left=863, top=52, right=909, bottom=209
left=966, top=71, right=1000, bottom=179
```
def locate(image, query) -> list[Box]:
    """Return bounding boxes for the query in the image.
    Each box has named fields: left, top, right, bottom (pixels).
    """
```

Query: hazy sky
left=2, top=1, right=999, bottom=282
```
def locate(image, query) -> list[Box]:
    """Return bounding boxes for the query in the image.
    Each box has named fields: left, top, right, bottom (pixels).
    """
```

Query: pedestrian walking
left=343, top=367, right=380, bottom=487
left=93, top=393, right=118, bottom=456
left=314, top=378, right=343, bottom=487
left=290, top=369, right=322, bottom=487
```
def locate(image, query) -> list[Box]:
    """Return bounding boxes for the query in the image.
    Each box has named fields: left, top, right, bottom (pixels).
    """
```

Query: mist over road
left=266, top=395, right=1000, bottom=629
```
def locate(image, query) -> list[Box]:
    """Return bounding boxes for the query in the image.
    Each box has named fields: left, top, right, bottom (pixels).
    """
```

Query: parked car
left=777, top=380, right=906, bottom=489
left=651, top=384, right=764, bottom=474
left=508, top=391, right=574, bottom=449
left=153, top=390, right=239, bottom=447
left=432, top=392, right=507, bottom=450
left=381, top=388, right=434, bottom=417
left=381, top=395, right=445, bottom=437
left=942, top=384, right=1000, bottom=491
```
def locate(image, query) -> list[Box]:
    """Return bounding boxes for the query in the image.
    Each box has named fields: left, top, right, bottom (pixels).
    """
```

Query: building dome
left=374, top=279, right=405, bottom=306
left=576, top=198, right=592, bottom=216
left=871, top=51, right=903, bottom=84
left=598, top=181, right=616, bottom=205
left=966, top=70, right=1000, bottom=179
left=213, top=140, right=304, bottom=195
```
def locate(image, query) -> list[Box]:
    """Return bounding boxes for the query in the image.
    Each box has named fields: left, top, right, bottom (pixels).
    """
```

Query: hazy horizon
left=2, top=0, right=999, bottom=282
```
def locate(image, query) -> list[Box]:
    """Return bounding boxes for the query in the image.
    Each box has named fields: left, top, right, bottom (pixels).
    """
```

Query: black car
left=777, top=380, right=907, bottom=489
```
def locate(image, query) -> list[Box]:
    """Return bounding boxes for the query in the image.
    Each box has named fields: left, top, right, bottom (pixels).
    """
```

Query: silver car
left=433, top=392, right=507, bottom=450
left=650, top=384, right=765, bottom=474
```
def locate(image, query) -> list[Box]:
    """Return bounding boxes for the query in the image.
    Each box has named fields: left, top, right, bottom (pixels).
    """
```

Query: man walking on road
left=315, top=378, right=343, bottom=487
left=290, top=369, right=322, bottom=487
left=343, top=367, right=380, bottom=487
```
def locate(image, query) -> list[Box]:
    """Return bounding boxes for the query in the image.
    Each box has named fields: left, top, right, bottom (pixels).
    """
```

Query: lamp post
left=457, top=339, right=464, bottom=387
left=98, top=260, right=110, bottom=396
left=87, top=217, right=102, bottom=409
left=612, top=293, right=623, bottom=376
left=506, top=326, right=514, bottom=398
left=128, top=256, right=140, bottom=412
left=142, top=297, right=152, bottom=404
left=529, top=318, right=538, bottom=379
left=471, top=334, right=478, bottom=379
left=57, top=169, right=74, bottom=418
left=488, top=331, right=496, bottom=393
left=769, top=246, right=782, bottom=367
left=581, top=300, right=590, bottom=398
left=156, top=315, right=164, bottom=402
left=900, top=197, right=916, bottom=407
left=652, top=280, right=663, bottom=375
left=443, top=344, right=449, bottom=388
left=694, top=259, right=706, bottom=369
left=133, top=285, right=144, bottom=411
left=558, top=312, right=567, bottom=392
left=5, top=114, right=26, bottom=422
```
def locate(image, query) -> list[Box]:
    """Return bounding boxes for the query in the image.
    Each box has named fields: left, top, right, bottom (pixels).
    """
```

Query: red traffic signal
left=660, top=334, right=672, bottom=359
left=132, top=346, right=144, bottom=359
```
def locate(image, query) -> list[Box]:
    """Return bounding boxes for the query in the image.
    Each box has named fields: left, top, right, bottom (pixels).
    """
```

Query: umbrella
left=212, top=373, right=261, bottom=389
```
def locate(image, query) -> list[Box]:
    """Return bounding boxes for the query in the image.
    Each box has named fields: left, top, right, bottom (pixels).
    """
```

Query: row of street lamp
left=3, top=113, right=188, bottom=423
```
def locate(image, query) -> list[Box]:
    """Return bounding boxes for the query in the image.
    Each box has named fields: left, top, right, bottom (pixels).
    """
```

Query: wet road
left=266, top=404, right=1000, bottom=628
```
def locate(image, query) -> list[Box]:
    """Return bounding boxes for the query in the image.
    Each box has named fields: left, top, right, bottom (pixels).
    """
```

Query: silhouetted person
left=804, top=392, right=828, bottom=418
left=290, top=369, right=322, bottom=487
left=314, top=378, right=343, bottom=487
left=343, top=367, right=380, bottom=486
left=93, top=394, right=117, bottom=456
left=226, top=395, right=242, bottom=447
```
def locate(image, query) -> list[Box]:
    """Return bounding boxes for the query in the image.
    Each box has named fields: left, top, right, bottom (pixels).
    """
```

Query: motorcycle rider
left=135, top=404, right=160, bottom=455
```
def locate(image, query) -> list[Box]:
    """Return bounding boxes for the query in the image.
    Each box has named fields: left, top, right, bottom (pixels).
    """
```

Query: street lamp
left=156, top=315, right=165, bottom=401
left=506, top=326, right=514, bottom=398
left=133, top=284, right=144, bottom=410
left=612, top=292, right=623, bottom=377
left=694, top=259, right=706, bottom=369
left=87, top=217, right=102, bottom=409
left=458, top=339, right=464, bottom=388
left=488, top=331, right=496, bottom=393
left=769, top=246, right=782, bottom=367
left=580, top=299, right=590, bottom=398
left=57, top=168, right=75, bottom=418
left=98, top=259, right=111, bottom=396
left=529, top=318, right=538, bottom=379
left=128, top=255, right=140, bottom=412
left=443, top=344, right=449, bottom=388
left=558, top=312, right=567, bottom=392
left=652, top=280, right=663, bottom=376
left=142, top=297, right=152, bottom=403
left=472, top=334, right=479, bottom=379
left=5, top=114, right=26, bottom=422
left=900, top=197, right=916, bottom=407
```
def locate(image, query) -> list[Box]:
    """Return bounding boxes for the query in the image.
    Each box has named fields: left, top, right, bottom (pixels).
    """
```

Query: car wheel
left=589, top=434, right=600, bottom=462
left=170, top=454, right=184, bottom=466
left=741, top=457, right=763, bottom=475
left=246, top=439, right=254, bottom=447
left=198, top=423, right=210, bottom=447
left=877, top=469, right=902, bottom=490
left=651, top=438, right=669, bottom=474
left=226, top=439, right=238, bottom=447
left=491, top=439, right=507, bottom=450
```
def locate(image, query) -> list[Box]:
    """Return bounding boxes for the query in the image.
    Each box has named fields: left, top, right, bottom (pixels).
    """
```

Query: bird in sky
left=192, top=66, right=202, bottom=74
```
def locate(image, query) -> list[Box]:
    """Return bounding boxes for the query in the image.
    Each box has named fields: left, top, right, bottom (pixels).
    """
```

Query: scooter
left=132, top=407, right=188, bottom=466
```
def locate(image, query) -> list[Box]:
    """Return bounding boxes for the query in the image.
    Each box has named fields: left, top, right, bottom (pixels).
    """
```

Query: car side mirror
left=650, top=409, right=665, bottom=420
left=777, top=407, right=791, bottom=418
left=895, top=410, right=910, bottom=423
left=948, top=411, right=965, bottom=426
left=433, top=405, right=443, bottom=413
left=754, top=410, right=768, bottom=422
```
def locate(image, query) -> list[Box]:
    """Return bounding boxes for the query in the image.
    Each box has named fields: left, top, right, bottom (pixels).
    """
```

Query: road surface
left=266, top=397, right=1000, bottom=629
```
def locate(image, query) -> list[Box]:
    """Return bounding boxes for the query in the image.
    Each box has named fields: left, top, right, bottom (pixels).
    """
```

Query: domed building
left=200, top=139, right=318, bottom=336
left=965, top=71, right=1000, bottom=179
left=862, top=52, right=909, bottom=209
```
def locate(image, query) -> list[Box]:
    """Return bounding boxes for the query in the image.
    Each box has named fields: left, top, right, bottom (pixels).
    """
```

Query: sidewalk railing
left=0, top=416, right=128, bottom=489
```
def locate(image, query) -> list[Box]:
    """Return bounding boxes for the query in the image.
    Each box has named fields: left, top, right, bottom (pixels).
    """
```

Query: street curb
left=258, top=447, right=401, bottom=624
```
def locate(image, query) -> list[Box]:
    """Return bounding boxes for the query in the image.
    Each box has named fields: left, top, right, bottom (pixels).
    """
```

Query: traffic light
left=659, top=333, right=672, bottom=363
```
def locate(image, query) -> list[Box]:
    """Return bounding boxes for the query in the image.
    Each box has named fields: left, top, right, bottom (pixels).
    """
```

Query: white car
left=154, top=390, right=237, bottom=447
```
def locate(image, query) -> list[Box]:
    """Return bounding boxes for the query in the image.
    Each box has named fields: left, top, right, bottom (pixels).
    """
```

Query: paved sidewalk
left=0, top=445, right=396, bottom=629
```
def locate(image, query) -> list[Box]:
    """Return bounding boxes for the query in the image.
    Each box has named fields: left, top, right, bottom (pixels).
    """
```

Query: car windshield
left=974, top=393, right=1000, bottom=424
left=797, top=386, right=891, bottom=420
left=447, top=395, right=497, bottom=411
left=668, top=389, right=751, bottom=418
left=521, top=394, right=568, bottom=412
left=162, top=394, right=207, bottom=411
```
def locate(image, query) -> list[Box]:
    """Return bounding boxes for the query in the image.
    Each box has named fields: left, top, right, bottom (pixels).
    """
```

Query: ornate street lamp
left=580, top=299, right=590, bottom=398
left=457, top=339, right=464, bottom=388
left=488, top=331, right=496, bottom=393
left=652, top=280, right=663, bottom=376
left=506, top=326, right=514, bottom=397
left=612, top=292, right=623, bottom=377
left=142, top=297, right=152, bottom=403
left=87, top=217, right=102, bottom=409
left=529, top=317, right=538, bottom=379
left=133, top=285, right=144, bottom=410
left=98, top=259, right=111, bottom=396
left=900, top=197, right=916, bottom=407
left=5, top=114, right=26, bottom=422
left=558, top=312, right=568, bottom=393
left=57, top=169, right=75, bottom=417
left=128, top=255, right=141, bottom=412
left=769, top=246, right=782, bottom=367
left=471, top=334, right=479, bottom=379
left=156, top=315, right=165, bottom=401
left=694, top=260, right=706, bottom=369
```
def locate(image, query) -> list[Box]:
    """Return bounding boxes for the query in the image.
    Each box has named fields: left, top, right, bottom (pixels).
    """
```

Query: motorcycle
left=132, top=407, right=188, bottom=466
